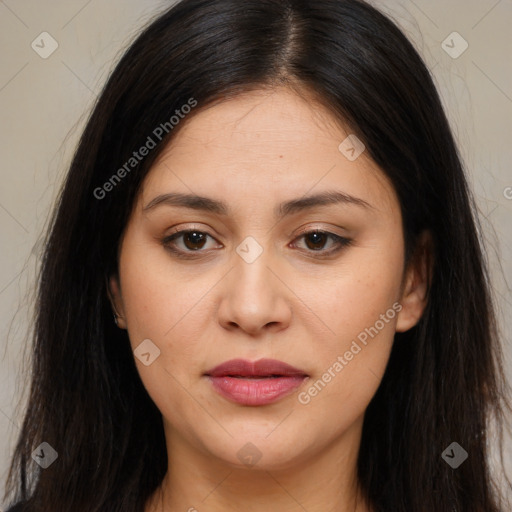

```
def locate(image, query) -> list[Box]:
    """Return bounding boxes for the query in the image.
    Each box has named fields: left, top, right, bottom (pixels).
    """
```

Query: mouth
left=225, top=375, right=289, bottom=378
left=204, top=358, right=309, bottom=406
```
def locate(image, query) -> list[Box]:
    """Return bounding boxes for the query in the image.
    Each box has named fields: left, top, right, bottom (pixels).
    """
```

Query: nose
left=216, top=248, right=292, bottom=336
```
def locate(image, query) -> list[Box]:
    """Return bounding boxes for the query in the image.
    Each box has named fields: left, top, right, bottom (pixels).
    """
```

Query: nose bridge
left=231, top=236, right=277, bottom=302
left=217, top=235, right=291, bottom=333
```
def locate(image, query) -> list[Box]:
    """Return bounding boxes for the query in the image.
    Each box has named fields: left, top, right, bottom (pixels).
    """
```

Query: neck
left=146, top=416, right=371, bottom=512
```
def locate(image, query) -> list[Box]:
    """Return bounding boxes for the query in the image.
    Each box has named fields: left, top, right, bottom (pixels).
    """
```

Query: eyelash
left=162, top=227, right=353, bottom=259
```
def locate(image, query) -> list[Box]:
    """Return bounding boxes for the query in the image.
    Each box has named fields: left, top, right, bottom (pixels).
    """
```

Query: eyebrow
left=143, top=190, right=373, bottom=219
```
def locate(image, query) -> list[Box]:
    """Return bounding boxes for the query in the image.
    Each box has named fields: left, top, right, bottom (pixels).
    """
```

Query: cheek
left=297, top=238, right=403, bottom=414
left=297, top=300, right=397, bottom=433
left=117, top=235, right=224, bottom=416
left=117, top=247, right=208, bottom=428
left=316, top=239, right=403, bottom=343
left=119, top=235, right=203, bottom=340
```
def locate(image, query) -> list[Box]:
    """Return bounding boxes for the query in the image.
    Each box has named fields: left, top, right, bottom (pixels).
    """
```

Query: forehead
left=140, top=87, right=398, bottom=216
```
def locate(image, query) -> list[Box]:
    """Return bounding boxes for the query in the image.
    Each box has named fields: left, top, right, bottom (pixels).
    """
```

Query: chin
left=199, top=428, right=315, bottom=472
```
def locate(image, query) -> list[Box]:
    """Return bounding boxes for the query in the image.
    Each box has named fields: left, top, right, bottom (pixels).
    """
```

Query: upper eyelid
left=166, top=224, right=346, bottom=241
left=164, top=227, right=349, bottom=251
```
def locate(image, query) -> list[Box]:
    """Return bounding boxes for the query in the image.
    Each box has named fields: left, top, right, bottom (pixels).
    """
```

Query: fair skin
left=108, top=86, right=430, bottom=512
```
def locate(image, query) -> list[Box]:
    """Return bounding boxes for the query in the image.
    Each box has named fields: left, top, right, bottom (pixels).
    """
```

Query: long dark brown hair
left=4, top=0, right=511, bottom=510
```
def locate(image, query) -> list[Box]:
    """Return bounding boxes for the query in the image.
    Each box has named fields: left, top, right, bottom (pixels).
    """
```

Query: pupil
left=306, top=232, right=325, bottom=250
left=182, top=232, right=328, bottom=251
left=185, top=231, right=206, bottom=250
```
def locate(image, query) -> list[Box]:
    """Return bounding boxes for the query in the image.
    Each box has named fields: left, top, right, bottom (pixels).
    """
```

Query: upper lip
left=205, top=358, right=308, bottom=378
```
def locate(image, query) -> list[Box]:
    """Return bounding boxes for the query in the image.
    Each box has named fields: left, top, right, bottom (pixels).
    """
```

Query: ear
left=107, top=274, right=127, bottom=329
left=395, top=230, right=434, bottom=333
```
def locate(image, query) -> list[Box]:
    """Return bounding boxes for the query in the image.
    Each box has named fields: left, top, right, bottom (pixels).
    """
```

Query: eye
left=162, top=229, right=220, bottom=257
left=162, top=227, right=352, bottom=258
left=291, top=229, right=352, bottom=257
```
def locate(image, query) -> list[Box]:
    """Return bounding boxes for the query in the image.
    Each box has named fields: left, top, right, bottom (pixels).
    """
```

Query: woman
left=3, top=0, right=510, bottom=511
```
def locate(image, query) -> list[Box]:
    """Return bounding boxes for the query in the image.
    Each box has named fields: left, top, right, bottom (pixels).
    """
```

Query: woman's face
left=110, top=87, right=427, bottom=471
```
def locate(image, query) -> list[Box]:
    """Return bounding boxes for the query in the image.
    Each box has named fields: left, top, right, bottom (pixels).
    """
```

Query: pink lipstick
left=205, top=358, right=308, bottom=406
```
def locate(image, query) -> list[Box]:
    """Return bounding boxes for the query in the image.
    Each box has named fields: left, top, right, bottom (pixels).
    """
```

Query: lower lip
left=208, top=375, right=307, bottom=406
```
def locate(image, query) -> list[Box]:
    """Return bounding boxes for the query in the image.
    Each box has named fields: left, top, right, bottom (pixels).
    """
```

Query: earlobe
left=395, top=230, right=434, bottom=333
left=107, top=274, right=127, bottom=329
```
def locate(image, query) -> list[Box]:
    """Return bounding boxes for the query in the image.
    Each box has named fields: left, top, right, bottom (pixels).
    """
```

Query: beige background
left=1, top=0, right=511, bottom=505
